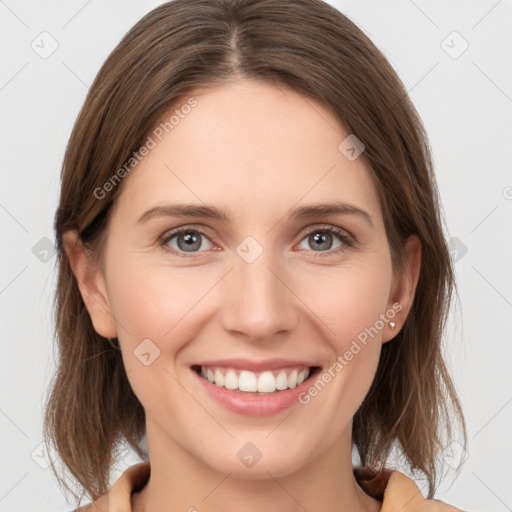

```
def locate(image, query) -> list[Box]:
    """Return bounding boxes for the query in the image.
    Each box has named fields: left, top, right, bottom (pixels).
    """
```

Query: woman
left=44, top=0, right=467, bottom=510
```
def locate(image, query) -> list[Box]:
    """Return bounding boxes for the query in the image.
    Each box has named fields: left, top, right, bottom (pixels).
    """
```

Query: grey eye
left=166, top=230, right=213, bottom=253
left=298, top=230, right=344, bottom=252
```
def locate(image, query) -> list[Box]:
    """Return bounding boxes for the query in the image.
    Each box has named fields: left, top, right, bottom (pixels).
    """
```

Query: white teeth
left=257, top=371, right=276, bottom=393
left=287, top=369, right=298, bottom=388
left=199, top=366, right=312, bottom=393
left=275, top=370, right=288, bottom=390
left=214, top=369, right=224, bottom=387
left=239, top=370, right=258, bottom=392
left=224, top=369, right=238, bottom=390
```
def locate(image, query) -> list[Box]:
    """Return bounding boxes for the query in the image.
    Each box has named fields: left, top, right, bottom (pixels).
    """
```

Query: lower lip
left=193, top=368, right=318, bottom=417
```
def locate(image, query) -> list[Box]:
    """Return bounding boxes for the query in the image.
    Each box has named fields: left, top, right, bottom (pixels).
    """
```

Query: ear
left=382, top=234, right=421, bottom=343
left=61, top=230, right=118, bottom=339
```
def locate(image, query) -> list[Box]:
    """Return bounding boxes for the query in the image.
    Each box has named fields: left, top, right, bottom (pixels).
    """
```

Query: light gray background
left=1, top=1, right=511, bottom=511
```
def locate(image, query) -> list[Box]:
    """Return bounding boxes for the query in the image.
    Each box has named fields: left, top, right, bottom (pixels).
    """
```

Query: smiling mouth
left=191, top=364, right=321, bottom=394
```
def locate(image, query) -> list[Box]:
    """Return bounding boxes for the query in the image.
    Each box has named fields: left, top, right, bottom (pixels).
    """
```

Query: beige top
left=76, top=461, right=462, bottom=511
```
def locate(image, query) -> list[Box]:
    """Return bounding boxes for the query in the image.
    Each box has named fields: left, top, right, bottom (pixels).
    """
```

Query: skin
left=64, top=79, right=421, bottom=512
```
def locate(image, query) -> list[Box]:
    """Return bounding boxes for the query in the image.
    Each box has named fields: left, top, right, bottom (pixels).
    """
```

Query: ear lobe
left=382, top=234, right=422, bottom=343
left=62, top=230, right=118, bottom=339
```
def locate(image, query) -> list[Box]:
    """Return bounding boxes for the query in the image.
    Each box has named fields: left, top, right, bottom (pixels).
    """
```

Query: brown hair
left=44, top=0, right=467, bottom=503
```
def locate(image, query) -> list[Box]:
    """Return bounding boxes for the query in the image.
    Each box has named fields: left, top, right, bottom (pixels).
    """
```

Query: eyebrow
left=136, top=201, right=374, bottom=227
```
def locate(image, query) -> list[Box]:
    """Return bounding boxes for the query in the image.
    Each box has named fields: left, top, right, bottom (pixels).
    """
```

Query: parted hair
left=44, top=0, right=467, bottom=503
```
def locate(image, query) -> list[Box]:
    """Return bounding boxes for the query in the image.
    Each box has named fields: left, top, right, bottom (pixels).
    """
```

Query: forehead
left=113, top=79, right=383, bottom=228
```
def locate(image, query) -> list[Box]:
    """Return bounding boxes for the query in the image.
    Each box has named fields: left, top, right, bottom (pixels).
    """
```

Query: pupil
left=311, top=232, right=331, bottom=251
left=179, top=232, right=201, bottom=252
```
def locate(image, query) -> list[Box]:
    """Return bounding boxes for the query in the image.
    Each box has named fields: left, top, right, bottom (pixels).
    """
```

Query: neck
left=131, top=419, right=381, bottom=512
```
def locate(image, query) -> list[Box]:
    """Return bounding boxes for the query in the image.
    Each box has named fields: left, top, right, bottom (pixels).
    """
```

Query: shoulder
left=384, top=470, right=463, bottom=511
left=355, top=467, right=464, bottom=511
left=72, top=493, right=109, bottom=512
left=71, top=461, right=150, bottom=512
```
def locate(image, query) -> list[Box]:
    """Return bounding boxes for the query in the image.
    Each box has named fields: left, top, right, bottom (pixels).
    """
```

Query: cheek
left=279, top=270, right=392, bottom=468
left=293, top=260, right=392, bottom=410
left=106, top=250, right=216, bottom=344
left=104, top=253, right=207, bottom=415
left=104, top=253, right=227, bottom=405
left=296, top=260, right=392, bottom=349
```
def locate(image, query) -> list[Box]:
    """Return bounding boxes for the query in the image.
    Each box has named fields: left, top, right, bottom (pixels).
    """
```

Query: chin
left=199, top=442, right=313, bottom=480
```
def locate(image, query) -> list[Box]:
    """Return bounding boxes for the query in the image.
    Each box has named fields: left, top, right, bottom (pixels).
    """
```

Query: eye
left=159, top=224, right=354, bottom=258
left=160, top=227, right=214, bottom=256
left=296, top=226, right=353, bottom=257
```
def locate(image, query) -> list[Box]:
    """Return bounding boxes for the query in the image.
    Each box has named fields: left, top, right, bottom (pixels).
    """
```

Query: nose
left=219, top=251, right=299, bottom=343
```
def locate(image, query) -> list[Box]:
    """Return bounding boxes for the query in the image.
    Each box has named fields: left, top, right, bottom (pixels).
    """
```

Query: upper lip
left=193, top=358, right=319, bottom=372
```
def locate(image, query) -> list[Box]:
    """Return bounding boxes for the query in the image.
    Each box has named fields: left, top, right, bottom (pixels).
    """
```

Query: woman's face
left=79, top=79, right=418, bottom=478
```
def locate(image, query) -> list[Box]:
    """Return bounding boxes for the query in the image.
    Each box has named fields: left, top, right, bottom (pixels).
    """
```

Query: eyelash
left=158, top=225, right=355, bottom=259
